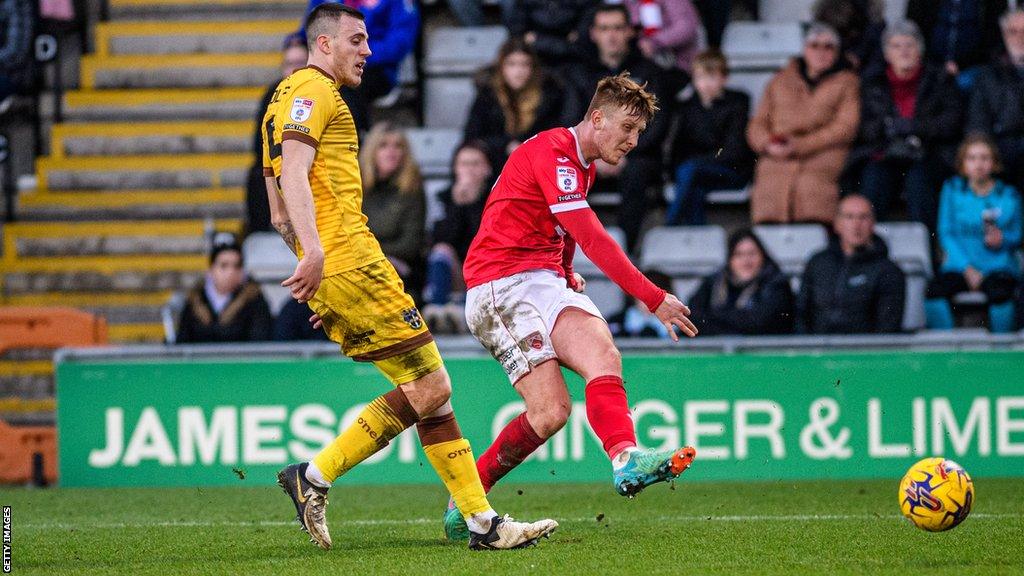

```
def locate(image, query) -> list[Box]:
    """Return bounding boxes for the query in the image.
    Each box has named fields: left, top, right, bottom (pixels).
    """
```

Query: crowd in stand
left=206, top=0, right=1024, bottom=345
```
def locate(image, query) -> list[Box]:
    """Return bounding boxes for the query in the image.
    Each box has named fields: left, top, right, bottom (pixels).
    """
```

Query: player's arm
left=560, top=234, right=585, bottom=293
left=265, top=176, right=298, bottom=256
left=278, top=140, right=324, bottom=302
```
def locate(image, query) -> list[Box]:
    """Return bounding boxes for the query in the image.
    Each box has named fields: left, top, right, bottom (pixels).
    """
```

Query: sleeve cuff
left=282, top=131, right=319, bottom=149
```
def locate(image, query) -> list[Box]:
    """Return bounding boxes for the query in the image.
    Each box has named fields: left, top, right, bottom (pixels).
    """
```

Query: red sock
left=476, top=412, right=545, bottom=492
left=585, top=375, right=637, bottom=460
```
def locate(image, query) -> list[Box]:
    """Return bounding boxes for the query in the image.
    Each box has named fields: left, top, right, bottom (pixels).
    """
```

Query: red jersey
left=464, top=127, right=666, bottom=312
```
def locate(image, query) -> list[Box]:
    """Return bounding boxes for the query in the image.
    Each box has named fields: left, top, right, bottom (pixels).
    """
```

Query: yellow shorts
left=307, top=259, right=443, bottom=385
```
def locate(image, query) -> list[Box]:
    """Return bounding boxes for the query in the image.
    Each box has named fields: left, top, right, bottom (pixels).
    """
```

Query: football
left=899, top=457, right=975, bottom=532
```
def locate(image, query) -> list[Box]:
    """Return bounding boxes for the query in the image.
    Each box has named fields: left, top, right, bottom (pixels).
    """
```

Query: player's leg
left=551, top=308, right=696, bottom=497
left=384, top=351, right=557, bottom=550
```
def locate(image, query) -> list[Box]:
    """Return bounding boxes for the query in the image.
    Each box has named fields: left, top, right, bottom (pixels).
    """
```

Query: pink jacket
left=626, top=0, right=703, bottom=72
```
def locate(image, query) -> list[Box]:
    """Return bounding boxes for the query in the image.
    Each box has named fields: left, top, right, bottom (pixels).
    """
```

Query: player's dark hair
left=305, top=3, right=365, bottom=51
left=591, top=3, right=631, bottom=26
left=585, top=72, right=658, bottom=123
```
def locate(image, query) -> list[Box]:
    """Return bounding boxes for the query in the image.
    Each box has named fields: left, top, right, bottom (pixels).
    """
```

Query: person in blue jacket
left=926, top=134, right=1023, bottom=332
left=298, top=0, right=419, bottom=122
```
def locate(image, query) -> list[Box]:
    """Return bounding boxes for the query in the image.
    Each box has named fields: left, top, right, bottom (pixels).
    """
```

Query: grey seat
left=406, top=128, right=462, bottom=178
left=423, top=77, right=477, bottom=129
left=242, top=231, right=295, bottom=283
left=423, top=26, right=509, bottom=75
left=753, top=224, right=829, bottom=278
left=722, top=22, right=803, bottom=70
left=876, top=222, right=934, bottom=332
left=640, top=225, right=727, bottom=277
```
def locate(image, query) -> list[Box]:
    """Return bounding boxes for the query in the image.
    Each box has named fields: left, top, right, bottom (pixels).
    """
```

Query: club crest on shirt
left=401, top=307, right=423, bottom=330
left=290, top=98, right=314, bottom=122
left=556, top=166, right=578, bottom=192
left=556, top=156, right=571, bottom=163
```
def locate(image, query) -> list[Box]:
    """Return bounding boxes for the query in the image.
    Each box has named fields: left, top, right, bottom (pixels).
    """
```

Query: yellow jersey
left=261, top=65, right=383, bottom=276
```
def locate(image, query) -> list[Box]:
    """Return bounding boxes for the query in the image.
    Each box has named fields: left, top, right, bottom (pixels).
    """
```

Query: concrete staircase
left=5, top=0, right=306, bottom=345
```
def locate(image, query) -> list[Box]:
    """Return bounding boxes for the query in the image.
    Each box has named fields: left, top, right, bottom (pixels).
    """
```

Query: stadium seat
left=722, top=22, right=803, bottom=70
left=753, top=224, right=828, bottom=278
left=423, top=26, right=509, bottom=75
left=406, top=128, right=461, bottom=178
left=241, top=231, right=295, bottom=283
left=0, top=419, right=57, bottom=485
left=639, top=225, right=727, bottom=277
left=0, top=307, right=108, bottom=354
left=876, top=222, right=933, bottom=332
left=424, top=77, right=477, bottom=129
left=423, top=178, right=452, bottom=230
left=760, top=0, right=815, bottom=22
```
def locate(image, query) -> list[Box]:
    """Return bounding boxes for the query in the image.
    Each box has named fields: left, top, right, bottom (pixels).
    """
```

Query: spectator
left=359, top=123, right=427, bottom=293
left=300, top=0, right=418, bottom=122
left=422, top=141, right=493, bottom=334
left=0, top=0, right=33, bottom=104
left=692, top=0, right=730, bottom=49
left=274, top=298, right=330, bottom=341
left=564, top=3, right=672, bottom=252
left=607, top=269, right=676, bottom=338
left=747, top=23, right=860, bottom=225
left=503, top=0, right=595, bottom=65
left=797, top=194, right=906, bottom=334
left=176, top=238, right=273, bottom=343
left=907, top=0, right=1008, bottom=77
left=665, top=50, right=753, bottom=225
left=926, top=134, right=1021, bottom=332
left=247, top=35, right=309, bottom=235
left=812, top=0, right=885, bottom=72
left=688, top=228, right=795, bottom=335
left=448, top=0, right=486, bottom=26
left=464, top=38, right=566, bottom=170
left=966, top=9, right=1024, bottom=190
left=623, top=0, right=703, bottom=74
left=846, top=21, right=962, bottom=230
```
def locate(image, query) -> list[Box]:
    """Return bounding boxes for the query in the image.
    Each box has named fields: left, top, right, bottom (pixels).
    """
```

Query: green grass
left=3, top=478, right=1023, bottom=575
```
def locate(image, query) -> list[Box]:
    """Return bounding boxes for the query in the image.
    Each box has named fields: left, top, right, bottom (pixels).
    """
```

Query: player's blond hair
left=584, top=73, right=658, bottom=123
left=360, top=123, right=423, bottom=196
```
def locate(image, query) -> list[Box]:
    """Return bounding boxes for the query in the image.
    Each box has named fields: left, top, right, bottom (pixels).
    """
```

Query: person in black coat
left=966, top=9, right=1024, bottom=189
left=906, top=0, right=1008, bottom=76
left=797, top=195, right=906, bottom=334
left=812, top=0, right=886, bottom=72
left=176, top=240, right=273, bottom=343
left=666, top=50, right=753, bottom=225
left=464, top=39, right=567, bottom=171
left=688, top=229, right=795, bottom=336
left=846, top=21, right=962, bottom=230
left=563, top=3, right=673, bottom=252
left=503, top=0, right=596, bottom=65
left=422, top=141, right=493, bottom=334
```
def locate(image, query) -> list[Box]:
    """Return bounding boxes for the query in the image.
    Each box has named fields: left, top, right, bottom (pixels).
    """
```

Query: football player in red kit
left=444, top=73, right=699, bottom=540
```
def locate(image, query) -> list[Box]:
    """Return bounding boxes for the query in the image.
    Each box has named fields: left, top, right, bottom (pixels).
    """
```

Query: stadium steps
left=95, top=20, right=297, bottom=55
left=61, top=87, right=265, bottom=121
left=107, top=0, right=306, bottom=20
left=36, top=154, right=252, bottom=190
left=8, top=1, right=302, bottom=344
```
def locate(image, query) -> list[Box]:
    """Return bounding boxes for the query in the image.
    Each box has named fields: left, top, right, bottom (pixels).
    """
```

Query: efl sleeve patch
left=556, top=166, right=578, bottom=193
left=290, top=98, right=314, bottom=122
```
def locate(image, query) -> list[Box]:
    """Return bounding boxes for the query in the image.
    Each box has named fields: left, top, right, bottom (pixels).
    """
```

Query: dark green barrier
left=56, top=352, right=1024, bottom=487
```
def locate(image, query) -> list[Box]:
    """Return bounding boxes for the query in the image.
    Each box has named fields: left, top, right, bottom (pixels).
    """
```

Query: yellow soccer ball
left=899, top=457, right=974, bottom=532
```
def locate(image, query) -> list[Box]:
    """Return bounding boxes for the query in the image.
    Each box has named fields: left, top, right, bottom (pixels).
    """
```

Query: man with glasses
left=796, top=195, right=906, bottom=334
left=968, top=8, right=1024, bottom=189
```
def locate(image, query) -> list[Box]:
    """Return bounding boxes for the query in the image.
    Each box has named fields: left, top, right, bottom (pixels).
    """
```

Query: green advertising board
left=56, top=351, right=1024, bottom=487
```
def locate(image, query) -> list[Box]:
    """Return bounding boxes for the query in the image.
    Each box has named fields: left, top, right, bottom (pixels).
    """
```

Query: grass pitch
left=4, top=478, right=1023, bottom=575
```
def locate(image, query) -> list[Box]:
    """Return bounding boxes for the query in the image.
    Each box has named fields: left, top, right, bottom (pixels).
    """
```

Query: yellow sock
left=423, top=438, right=491, bottom=518
left=313, top=391, right=417, bottom=483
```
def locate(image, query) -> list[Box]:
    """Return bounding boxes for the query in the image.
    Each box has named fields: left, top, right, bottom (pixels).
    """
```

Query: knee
left=530, top=402, right=571, bottom=439
left=421, top=372, right=452, bottom=414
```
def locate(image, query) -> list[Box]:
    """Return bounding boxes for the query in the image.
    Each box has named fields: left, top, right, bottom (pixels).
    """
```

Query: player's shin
left=310, top=387, right=419, bottom=485
left=418, top=412, right=496, bottom=530
left=476, top=412, right=546, bottom=492
left=584, top=375, right=638, bottom=463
